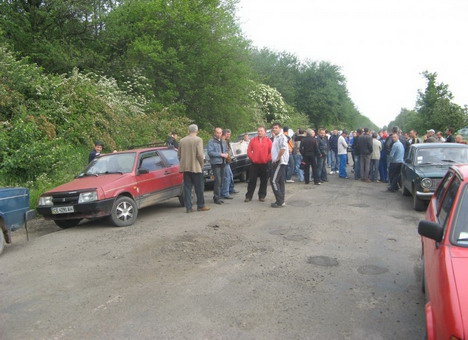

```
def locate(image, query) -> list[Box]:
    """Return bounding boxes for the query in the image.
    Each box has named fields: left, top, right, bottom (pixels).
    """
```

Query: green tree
left=102, top=0, right=252, bottom=130
left=416, top=71, right=465, bottom=132
left=0, top=0, right=113, bottom=73
left=249, top=48, right=300, bottom=105
left=296, top=61, right=359, bottom=130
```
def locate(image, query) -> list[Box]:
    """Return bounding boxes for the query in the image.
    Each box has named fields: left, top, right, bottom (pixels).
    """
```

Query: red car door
left=423, top=174, right=463, bottom=339
left=135, top=150, right=174, bottom=208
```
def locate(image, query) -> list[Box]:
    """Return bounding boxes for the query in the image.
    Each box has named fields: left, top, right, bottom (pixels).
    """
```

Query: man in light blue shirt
left=388, top=134, right=404, bottom=192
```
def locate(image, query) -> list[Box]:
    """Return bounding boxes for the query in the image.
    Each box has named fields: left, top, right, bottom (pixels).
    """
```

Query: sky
left=236, top=0, right=468, bottom=128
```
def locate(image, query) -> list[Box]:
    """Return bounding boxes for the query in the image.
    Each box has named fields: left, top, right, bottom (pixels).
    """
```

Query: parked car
left=418, top=164, right=468, bottom=340
left=0, top=187, right=36, bottom=255
left=37, top=146, right=184, bottom=228
left=400, top=143, right=468, bottom=210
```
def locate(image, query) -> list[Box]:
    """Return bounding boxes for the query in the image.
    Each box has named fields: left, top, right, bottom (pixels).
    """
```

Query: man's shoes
left=197, top=206, right=210, bottom=211
left=259, top=198, right=265, bottom=202
left=214, top=199, right=224, bottom=205
left=314, top=182, right=321, bottom=185
left=221, top=196, right=233, bottom=199
left=271, top=202, right=285, bottom=208
left=244, top=198, right=251, bottom=202
left=286, top=179, right=295, bottom=183
left=186, top=209, right=195, bottom=213
left=339, top=176, right=350, bottom=179
left=387, top=188, right=396, bottom=193
left=329, top=171, right=335, bottom=175
left=230, top=190, right=239, bottom=194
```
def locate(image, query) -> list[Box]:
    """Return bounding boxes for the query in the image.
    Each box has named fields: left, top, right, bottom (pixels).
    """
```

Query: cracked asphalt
left=0, top=171, right=426, bottom=339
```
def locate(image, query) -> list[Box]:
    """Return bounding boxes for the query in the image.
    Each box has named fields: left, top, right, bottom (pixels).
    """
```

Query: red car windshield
left=81, top=153, right=136, bottom=176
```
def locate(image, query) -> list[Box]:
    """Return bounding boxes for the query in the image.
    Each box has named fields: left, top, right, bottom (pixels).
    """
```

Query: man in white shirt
left=270, top=122, right=289, bottom=208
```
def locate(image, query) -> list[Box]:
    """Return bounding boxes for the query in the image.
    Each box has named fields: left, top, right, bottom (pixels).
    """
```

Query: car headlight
left=39, top=196, right=53, bottom=206
left=420, top=178, right=432, bottom=189
left=78, top=191, right=98, bottom=203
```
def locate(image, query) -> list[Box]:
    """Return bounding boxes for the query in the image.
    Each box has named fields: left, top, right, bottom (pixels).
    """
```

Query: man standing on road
left=317, top=128, right=329, bottom=182
left=178, top=124, right=210, bottom=213
left=220, top=129, right=239, bottom=200
left=270, top=122, right=289, bottom=208
left=208, top=127, right=229, bottom=205
left=338, top=130, right=349, bottom=179
left=388, top=133, right=404, bottom=192
left=245, top=126, right=272, bottom=202
left=358, top=127, right=373, bottom=182
left=328, top=129, right=339, bottom=174
left=300, top=128, right=320, bottom=185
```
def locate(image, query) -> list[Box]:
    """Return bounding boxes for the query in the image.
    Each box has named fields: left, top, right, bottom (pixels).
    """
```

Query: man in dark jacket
left=328, top=129, right=339, bottom=174
left=300, top=128, right=320, bottom=185
left=357, top=127, right=373, bottom=182
left=317, top=128, right=329, bottom=182
left=352, top=129, right=362, bottom=180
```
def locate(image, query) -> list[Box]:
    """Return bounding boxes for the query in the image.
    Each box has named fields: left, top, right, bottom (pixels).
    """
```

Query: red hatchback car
left=37, top=146, right=184, bottom=228
left=418, top=164, right=468, bottom=340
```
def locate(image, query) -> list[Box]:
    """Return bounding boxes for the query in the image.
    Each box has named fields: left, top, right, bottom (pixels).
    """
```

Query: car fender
left=425, top=302, right=435, bottom=340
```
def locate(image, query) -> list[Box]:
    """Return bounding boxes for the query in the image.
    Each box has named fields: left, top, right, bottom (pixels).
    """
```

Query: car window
left=416, top=147, right=468, bottom=165
left=159, top=149, right=179, bottom=166
left=139, top=152, right=165, bottom=171
left=451, top=184, right=468, bottom=246
left=438, top=176, right=460, bottom=229
left=84, top=153, right=136, bottom=175
left=435, top=171, right=454, bottom=204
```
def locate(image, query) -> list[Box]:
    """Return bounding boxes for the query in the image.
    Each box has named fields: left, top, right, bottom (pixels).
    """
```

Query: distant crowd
left=174, top=124, right=465, bottom=211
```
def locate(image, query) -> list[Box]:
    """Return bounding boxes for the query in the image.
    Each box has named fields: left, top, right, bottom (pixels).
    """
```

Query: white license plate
left=51, top=206, right=75, bottom=214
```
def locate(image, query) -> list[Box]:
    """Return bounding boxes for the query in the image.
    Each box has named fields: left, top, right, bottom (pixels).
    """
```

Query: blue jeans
left=294, top=153, right=304, bottom=181
left=339, top=154, right=348, bottom=177
left=212, top=164, right=225, bottom=201
left=183, top=172, right=205, bottom=210
left=221, top=164, right=234, bottom=197
left=286, top=154, right=295, bottom=180
left=317, top=155, right=328, bottom=181
left=354, top=155, right=361, bottom=179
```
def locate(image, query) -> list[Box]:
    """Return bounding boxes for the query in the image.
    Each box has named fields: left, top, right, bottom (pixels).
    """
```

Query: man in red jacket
left=244, top=126, right=273, bottom=202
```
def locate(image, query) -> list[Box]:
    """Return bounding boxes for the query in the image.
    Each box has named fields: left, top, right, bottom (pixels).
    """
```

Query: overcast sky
left=236, top=0, right=468, bottom=128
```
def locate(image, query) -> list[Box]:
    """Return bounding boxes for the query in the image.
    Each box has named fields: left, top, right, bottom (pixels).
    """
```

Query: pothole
left=287, top=200, right=312, bottom=207
left=307, top=256, right=339, bottom=267
left=357, top=265, right=388, bottom=275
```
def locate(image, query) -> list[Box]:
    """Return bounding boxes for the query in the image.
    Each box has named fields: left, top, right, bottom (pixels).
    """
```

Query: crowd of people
left=174, top=124, right=467, bottom=211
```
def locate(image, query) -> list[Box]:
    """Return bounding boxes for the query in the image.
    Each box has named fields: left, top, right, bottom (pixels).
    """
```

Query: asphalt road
left=0, top=168, right=426, bottom=339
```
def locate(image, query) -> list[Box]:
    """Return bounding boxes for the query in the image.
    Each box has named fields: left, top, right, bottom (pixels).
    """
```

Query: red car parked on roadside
left=418, top=164, right=468, bottom=340
left=37, top=146, right=184, bottom=228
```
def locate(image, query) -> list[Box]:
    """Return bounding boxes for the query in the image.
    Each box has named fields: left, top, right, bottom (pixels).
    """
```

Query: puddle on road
left=357, top=265, right=389, bottom=275
left=307, top=255, right=339, bottom=267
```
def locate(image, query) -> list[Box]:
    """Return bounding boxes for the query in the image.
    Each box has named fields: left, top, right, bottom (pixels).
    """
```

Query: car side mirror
left=137, top=168, right=149, bottom=175
left=418, top=220, right=444, bottom=242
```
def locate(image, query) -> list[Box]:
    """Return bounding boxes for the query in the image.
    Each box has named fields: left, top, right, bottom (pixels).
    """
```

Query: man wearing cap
left=89, top=141, right=104, bottom=163
left=425, top=129, right=437, bottom=143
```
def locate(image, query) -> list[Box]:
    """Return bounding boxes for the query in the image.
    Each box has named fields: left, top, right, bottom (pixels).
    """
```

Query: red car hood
left=44, top=174, right=133, bottom=194
left=450, top=247, right=468, bottom=333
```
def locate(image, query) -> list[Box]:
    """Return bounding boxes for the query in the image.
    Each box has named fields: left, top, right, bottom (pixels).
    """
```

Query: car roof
left=106, top=146, right=172, bottom=154
left=450, top=164, right=468, bottom=179
left=410, top=143, right=468, bottom=149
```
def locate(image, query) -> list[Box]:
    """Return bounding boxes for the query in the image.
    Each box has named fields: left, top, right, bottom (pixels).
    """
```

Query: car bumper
left=36, top=198, right=115, bottom=220
left=416, top=191, right=434, bottom=200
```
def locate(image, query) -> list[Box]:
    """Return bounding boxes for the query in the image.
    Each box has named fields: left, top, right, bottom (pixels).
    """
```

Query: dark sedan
left=401, top=143, right=468, bottom=210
